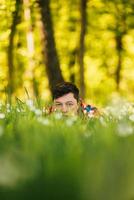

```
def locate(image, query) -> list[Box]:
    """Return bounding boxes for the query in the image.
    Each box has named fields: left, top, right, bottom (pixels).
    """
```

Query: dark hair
left=52, top=82, right=79, bottom=102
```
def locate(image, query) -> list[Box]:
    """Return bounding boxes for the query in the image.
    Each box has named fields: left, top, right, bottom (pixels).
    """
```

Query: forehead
left=54, top=92, right=77, bottom=103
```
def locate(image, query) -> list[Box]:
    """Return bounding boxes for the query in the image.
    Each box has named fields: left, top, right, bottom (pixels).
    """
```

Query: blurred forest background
left=0, top=0, right=134, bottom=105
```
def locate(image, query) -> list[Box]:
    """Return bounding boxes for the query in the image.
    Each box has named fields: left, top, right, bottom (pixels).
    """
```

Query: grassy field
left=0, top=99, right=134, bottom=200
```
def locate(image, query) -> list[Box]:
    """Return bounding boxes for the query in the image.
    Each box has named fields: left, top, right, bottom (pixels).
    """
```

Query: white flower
left=88, top=111, right=94, bottom=118
left=26, top=99, right=34, bottom=107
left=6, top=103, right=10, bottom=109
left=65, top=116, right=78, bottom=126
left=54, top=112, right=63, bottom=120
left=42, top=119, right=50, bottom=125
left=0, top=113, right=5, bottom=119
left=38, top=117, right=50, bottom=125
left=16, top=108, right=21, bottom=112
left=0, top=155, right=24, bottom=187
left=117, top=123, right=134, bottom=137
left=66, top=119, right=74, bottom=126
left=34, top=109, right=42, bottom=116
left=104, top=99, right=134, bottom=119
left=129, top=114, right=134, bottom=122
left=84, top=131, right=92, bottom=138
left=99, top=117, right=107, bottom=127
left=26, top=99, right=36, bottom=111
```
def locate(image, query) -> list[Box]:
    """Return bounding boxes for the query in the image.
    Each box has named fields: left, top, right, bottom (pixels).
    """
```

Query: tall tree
left=78, top=0, right=87, bottom=99
left=7, top=0, right=22, bottom=102
left=23, top=0, right=39, bottom=98
left=103, top=0, right=134, bottom=90
left=69, top=49, right=77, bottom=84
left=37, top=0, right=64, bottom=93
left=114, top=2, right=126, bottom=90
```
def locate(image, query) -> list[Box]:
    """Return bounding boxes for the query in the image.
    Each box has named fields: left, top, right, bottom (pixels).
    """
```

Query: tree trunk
left=37, top=0, right=64, bottom=93
left=114, top=2, right=127, bottom=91
left=69, top=49, right=77, bottom=84
left=23, top=0, right=39, bottom=98
left=115, top=34, right=123, bottom=91
left=7, top=0, right=22, bottom=103
left=78, top=0, right=87, bottom=99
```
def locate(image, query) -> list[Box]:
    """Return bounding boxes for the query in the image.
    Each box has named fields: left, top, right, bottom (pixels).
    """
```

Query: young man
left=50, top=82, right=98, bottom=117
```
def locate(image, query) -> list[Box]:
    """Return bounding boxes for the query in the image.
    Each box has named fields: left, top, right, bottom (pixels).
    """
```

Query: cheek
left=55, top=106, right=62, bottom=111
left=72, top=104, right=78, bottom=111
left=53, top=105, right=62, bottom=111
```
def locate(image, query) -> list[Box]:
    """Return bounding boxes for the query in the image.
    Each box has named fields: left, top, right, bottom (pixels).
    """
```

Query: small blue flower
left=84, top=105, right=91, bottom=113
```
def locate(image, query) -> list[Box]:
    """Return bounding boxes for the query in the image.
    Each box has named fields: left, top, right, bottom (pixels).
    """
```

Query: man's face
left=53, top=92, right=78, bottom=115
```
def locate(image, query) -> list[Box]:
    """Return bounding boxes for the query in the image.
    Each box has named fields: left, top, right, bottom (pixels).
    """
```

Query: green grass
left=0, top=99, right=134, bottom=200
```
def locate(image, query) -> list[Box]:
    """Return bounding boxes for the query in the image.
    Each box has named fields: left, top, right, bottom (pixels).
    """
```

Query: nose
left=62, top=104, right=67, bottom=113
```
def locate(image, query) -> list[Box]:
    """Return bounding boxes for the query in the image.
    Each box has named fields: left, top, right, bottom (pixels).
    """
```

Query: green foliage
left=0, top=0, right=134, bottom=104
left=0, top=100, right=134, bottom=199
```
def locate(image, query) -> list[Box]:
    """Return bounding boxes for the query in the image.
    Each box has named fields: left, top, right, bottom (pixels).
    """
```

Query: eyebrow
left=55, top=102, right=62, bottom=104
left=55, top=101, right=74, bottom=104
left=66, top=101, right=74, bottom=104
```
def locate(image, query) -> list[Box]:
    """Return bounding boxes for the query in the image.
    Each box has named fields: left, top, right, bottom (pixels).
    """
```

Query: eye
left=55, top=103, right=62, bottom=108
left=66, top=102, right=74, bottom=107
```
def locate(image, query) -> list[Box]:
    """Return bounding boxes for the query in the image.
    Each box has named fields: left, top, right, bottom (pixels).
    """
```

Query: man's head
left=52, top=82, right=79, bottom=115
